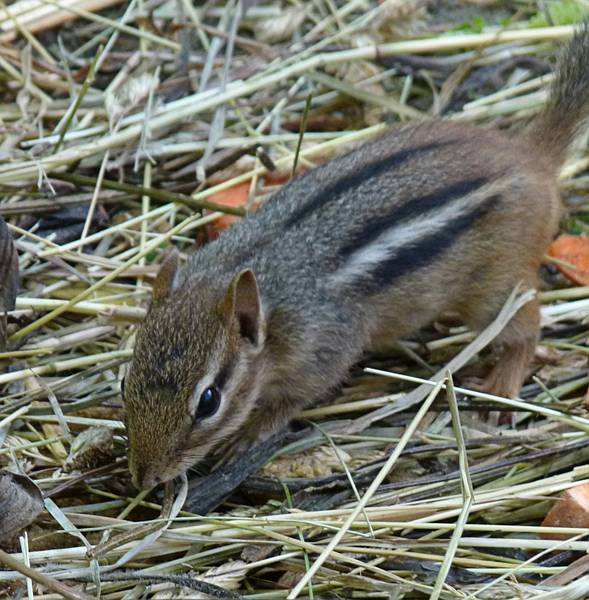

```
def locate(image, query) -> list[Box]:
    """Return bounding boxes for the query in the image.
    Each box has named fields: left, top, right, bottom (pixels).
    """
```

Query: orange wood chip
left=540, top=483, right=589, bottom=540
left=206, top=173, right=295, bottom=239
left=547, top=235, right=589, bottom=285
left=264, top=171, right=292, bottom=186
left=206, top=182, right=251, bottom=237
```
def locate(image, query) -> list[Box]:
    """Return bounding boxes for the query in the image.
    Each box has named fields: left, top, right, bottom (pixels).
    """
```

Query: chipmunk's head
left=123, top=250, right=267, bottom=490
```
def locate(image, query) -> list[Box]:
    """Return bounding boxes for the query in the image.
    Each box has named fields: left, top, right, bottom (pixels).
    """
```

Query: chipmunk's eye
left=195, top=386, right=221, bottom=420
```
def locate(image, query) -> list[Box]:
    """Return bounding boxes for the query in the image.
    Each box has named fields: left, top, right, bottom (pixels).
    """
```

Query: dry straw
left=0, top=1, right=588, bottom=599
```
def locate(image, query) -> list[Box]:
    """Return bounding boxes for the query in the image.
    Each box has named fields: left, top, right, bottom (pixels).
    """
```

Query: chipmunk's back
left=187, top=120, right=558, bottom=314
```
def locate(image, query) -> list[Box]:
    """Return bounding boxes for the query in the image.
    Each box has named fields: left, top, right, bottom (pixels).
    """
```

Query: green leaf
left=453, top=15, right=487, bottom=34
left=530, top=0, right=588, bottom=27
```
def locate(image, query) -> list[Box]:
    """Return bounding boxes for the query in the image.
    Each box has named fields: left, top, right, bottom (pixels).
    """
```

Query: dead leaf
left=64, top=427, right=114, bottom=473
left=547, top=235, right=589, bottom=285
left=372, top=0, right=429, bottom=42
left=261, top=446, right=351, bottom=479
left=241, top=543, right=275, bottom=563
left=386, top=457, right=427, bottom=483
left=536, top=351, right=588, bottom=383
left=0, top=216, right=18, bottom=351
left=253, top=7, right=306, bottom=44
left=277, top=570, right=302, bottom=589
left=0, top=470, right=44, bottom=547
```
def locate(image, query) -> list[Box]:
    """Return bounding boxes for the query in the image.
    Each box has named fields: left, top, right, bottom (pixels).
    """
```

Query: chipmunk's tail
left=528, top=20, right=589, bottom=163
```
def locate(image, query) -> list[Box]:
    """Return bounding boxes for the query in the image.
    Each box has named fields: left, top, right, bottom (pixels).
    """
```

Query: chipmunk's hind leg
left=464, top=293, right=540, bottom=399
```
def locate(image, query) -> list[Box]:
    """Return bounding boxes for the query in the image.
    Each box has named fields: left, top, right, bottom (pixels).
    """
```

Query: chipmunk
left=123, top=23, right=589, bottom=490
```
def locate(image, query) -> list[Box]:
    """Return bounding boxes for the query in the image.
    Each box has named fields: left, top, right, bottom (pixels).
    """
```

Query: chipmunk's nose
left=131, top=463, right=162, bottom=491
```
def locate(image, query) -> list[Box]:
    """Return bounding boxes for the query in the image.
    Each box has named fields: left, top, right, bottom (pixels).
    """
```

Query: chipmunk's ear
left=152, top=248, right=180, bottom=302
left=220, top=269, right=264, bottom=345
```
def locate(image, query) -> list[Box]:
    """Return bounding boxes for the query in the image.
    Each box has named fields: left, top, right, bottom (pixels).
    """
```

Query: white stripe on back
left=330, top=180, right=506, bottom=286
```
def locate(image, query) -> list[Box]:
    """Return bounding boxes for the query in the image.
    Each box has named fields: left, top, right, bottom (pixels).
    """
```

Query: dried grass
left=1, top=1, right=589, bottom=598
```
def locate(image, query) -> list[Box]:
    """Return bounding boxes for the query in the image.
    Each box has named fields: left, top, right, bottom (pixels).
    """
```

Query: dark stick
left=389, top=437, right=589, bottom=494
left=184, top=430, right=303, bottom=514
left=240, top=432, right=569, bottom=497
left=72, top=570, right=244, bottom=599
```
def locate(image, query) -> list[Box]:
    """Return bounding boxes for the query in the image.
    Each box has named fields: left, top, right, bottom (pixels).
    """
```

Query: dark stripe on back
left=340, top=177, right=487, bottom=258
left=361, top=194, right=500, bottom=293
left=285, top=140, right=456, bottom=227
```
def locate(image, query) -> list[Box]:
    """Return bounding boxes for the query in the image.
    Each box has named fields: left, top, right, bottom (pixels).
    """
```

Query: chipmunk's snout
left=131, top=465, right=162, bottom=491
left=128, top=438, right=187, bottom=490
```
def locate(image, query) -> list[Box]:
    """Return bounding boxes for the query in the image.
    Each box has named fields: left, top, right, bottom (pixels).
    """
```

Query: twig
left=72, top=570, right=244, bottom=599
left=48, top=172, right=246, bottom=216
left=0, top=549, right=95, bottom=600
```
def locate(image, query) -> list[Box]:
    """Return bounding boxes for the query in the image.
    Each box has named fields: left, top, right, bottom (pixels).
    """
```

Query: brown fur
left=124, top=23, right=589, bottom=489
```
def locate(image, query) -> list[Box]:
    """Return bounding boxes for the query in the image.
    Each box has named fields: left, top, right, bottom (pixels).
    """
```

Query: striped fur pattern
left=124, top=23, right=589, bottom=489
